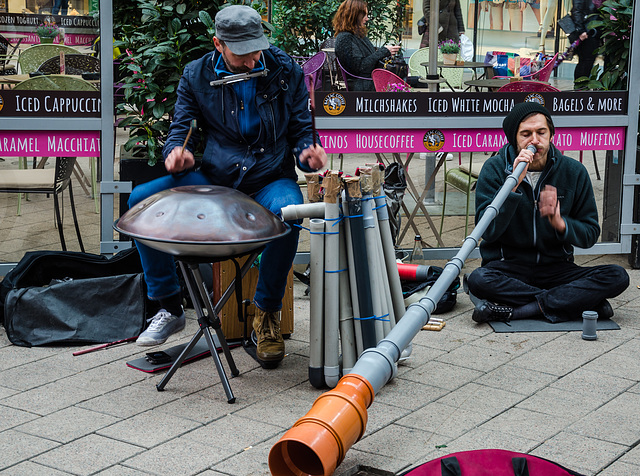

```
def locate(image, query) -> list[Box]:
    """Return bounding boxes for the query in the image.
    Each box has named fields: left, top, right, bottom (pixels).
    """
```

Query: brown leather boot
left=253, top=309, right=284, bottom=367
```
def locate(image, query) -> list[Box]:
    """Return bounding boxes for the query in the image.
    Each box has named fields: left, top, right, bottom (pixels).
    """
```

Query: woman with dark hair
left=333, top=0, right=401, bottom=91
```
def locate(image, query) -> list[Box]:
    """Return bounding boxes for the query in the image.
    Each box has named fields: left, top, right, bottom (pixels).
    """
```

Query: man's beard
left=221, top=52, right=252, bottom=74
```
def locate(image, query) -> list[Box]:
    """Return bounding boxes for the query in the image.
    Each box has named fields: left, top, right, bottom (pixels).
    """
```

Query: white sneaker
left=136, top=309, right=186, bottom=346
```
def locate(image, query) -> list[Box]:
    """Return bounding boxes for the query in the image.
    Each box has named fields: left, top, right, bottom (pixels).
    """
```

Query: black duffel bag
left=1, top=247, right=148, bottom=347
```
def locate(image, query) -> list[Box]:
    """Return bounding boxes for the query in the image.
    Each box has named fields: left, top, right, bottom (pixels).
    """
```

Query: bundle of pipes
left=270, top=159, right=530, bottom=476
left=282, top=165, right=431, bottom=389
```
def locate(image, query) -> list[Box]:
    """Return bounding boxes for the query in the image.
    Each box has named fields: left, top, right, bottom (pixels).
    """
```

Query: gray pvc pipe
left=342, top=190, right=364, bottom=356
left=347, top=161, right=527, bottom=395
left=338, top=217, right=357, bottom=374
left=309, top=218, right=325, bottom=389
left=374, top=194, right=406, bottom=325
left=280, top=202, right=326, bottom=221
left=323, top=201, right=341, bottom=388
left=362, top=193, right=387, bottom=343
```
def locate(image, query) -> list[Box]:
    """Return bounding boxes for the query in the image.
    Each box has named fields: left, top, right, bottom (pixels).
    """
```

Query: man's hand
left=300, top=144, right=328, bottom=171
left=539, top=184, right=566, bottom=233
left=512, top=146, right=535, bottom=191
left=164, top=146, right=196, bottom=174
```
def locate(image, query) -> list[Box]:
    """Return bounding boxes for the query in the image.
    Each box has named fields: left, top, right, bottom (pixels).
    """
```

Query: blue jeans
left=128, top=171, right=303, bottom=312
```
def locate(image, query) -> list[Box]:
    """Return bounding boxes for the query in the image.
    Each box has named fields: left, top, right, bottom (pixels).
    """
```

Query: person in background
left=570, top=0, right=602, bottom=86
left=466, top=102, right=629, bottom=324
left=52, top=0, right=67, bottom=15
left=420, top=0, right=465, bottom=47
left=128, top=5, right=327, bottom=369
left=333, top=0, right=401, bottom=91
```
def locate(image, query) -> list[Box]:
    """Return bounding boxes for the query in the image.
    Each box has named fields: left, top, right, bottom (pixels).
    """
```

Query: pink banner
left=0, top=130, right=100, bottom=157
left=1, top=32, right=97, bottom=46
left=318, top=127, right=625, bottom=154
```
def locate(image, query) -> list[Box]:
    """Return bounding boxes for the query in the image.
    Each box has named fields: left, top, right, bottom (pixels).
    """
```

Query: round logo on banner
left=0, top=94, right=4, bottom=112
left=323, top=93, right=346, bottom=116
left=423, top=129, right=445, bottom=151
left=524, top=93, right=545, bottom=106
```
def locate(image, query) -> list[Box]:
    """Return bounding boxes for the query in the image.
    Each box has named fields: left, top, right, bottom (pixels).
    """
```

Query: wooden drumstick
left=181, top=119, right=197, bottom=154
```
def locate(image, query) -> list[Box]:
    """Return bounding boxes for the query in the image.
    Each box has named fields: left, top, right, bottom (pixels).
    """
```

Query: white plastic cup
left=582, top=310, right=598, bottom=341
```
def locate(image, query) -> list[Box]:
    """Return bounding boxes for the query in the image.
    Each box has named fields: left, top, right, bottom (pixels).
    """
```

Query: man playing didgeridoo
left=466, top=102, right=629, bottom=323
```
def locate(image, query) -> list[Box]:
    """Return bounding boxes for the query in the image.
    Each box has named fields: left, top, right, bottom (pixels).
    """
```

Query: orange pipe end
left=269, top=374, right=375, bottom=476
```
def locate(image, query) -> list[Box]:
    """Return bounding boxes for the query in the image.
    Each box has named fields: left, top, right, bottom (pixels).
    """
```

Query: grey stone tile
left=353, top=423, right=447, bottom=462
left=598, top=461, right=640, bottom=476
left=0, top=385, right=18, bottom=400
left=474, top=364, right=558, bottom=395
left=0, top=403, right=38, bottom=432
left=16, top=406, right=120, bottom=443
left=434, top=427, right=538, bottom=455
left=479, top=407, right=572, bottom=441
left=516, top=387, right=600, bottom=419
left=394, top=342, right=448, bottom=377
left=550, top=367, right=634, bottom=401
left=434, top=343, right=514, bottom=372
left=472, top=331, right=559, bottom=355
left=210, top=434, right=277, bottom=476
left=94, top=465, right=155, bottom=475
left=185, top=414, right=282, bottom=454
left=0, top=461, right=74, bottom=475
left=0, top=345, right=64, bottom=375
left=77, top=380, right=183, bottom=418
left=155, top=388, right=249, bottom=424
left=0, top=429, right=60, bottom=471
left=396, top=401, right=490, bottom=439
left=32, top=434, right=142, bottom=475
left=403, top=360, right=484, bottom=391
left=231, top=390, right=319, bottom=430
left=337, top=447, right=414, bottom=476
left=407, top=327, right=478, bottom=353
left=363, top=401, right=413, bottom=436
left=122, top=438, right=229, bottom=475
left=0, top=357, right=78, bottom=392
left=434, top=382, right=525, bottom=416
left=567, top=396, right=640, bottom=446
left=374, top=377, right=449, bottom=410
left=582, top=351, right=640, bottom=381
left=531, top=431, right=627, bottom=475
left=619, top=441, right=640, bottom=465
left=508, top=334, right=616, bottom=376
left=97, top=410, right=202, bottom=448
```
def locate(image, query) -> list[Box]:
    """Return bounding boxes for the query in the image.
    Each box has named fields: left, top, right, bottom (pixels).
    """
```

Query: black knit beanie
left=502, top=102, right=554, bottom=149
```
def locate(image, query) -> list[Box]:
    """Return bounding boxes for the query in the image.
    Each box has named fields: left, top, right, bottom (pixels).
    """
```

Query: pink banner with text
left=0, top=131, right=100, bottom=157
left=318, top=127, right=625, bottom=154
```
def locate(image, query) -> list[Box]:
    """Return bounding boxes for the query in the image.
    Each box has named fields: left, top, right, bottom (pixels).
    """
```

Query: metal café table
left=420, top=61, right=493, bottom=91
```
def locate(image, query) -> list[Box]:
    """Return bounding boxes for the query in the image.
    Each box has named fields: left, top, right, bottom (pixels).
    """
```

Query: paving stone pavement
left=0, top=251, right=638, bottom=476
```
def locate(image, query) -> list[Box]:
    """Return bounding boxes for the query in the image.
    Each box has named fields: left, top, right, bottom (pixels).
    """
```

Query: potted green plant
left=113, top=0, right=228, bottom=166
left=35, top=19, right=60, bottom=44
left=439, top=39, right=460, bottom=65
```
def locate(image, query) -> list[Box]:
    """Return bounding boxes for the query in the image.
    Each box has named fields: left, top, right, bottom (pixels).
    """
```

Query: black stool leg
left=190, top=263, right=240, bottom=377
left=156, top=327, right=205, bottom=391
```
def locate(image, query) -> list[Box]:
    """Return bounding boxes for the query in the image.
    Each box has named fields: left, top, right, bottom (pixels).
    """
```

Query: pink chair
left=371, top=68, right=411, bottom=92
left=494, top=53, right=559, bottom=82
left=301, top=51, right=326, bottom=92
left=497, top=80, right=560, bottom=92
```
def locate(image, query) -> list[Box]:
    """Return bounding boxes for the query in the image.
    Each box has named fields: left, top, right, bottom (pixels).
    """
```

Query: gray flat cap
left=215, top=5, right=269, bottom=55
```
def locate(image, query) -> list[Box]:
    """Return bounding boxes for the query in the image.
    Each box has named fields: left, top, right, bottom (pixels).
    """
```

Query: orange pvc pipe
left=269, top=374, right=375, bottom=476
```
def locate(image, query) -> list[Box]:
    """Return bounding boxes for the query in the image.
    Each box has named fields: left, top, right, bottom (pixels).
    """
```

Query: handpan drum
left=114, top=185, right=290, bottom=258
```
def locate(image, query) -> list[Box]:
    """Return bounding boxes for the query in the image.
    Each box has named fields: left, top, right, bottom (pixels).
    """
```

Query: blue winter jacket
left=162, top=45, right=318, bottom=195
